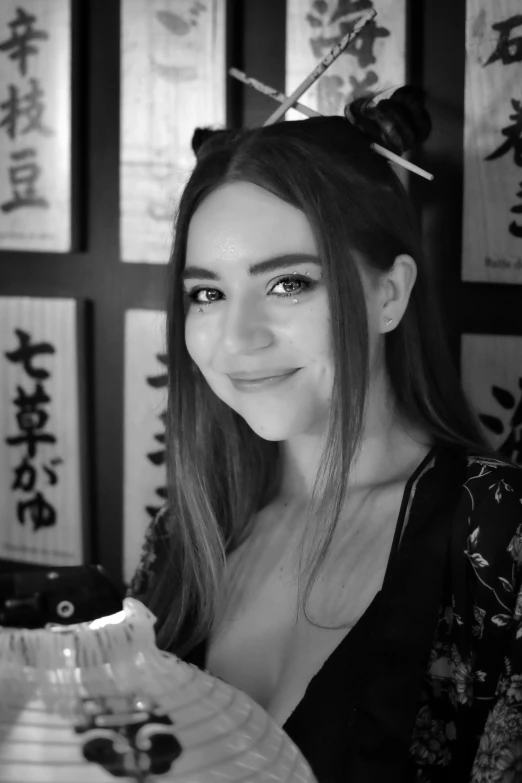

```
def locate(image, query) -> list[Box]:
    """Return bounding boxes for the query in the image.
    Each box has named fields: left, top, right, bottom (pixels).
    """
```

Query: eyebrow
left=181, top=253, right=322, bottom=282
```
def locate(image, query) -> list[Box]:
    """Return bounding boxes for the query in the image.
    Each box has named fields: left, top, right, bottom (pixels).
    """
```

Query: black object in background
left=0, top=565, right=124, bottom=628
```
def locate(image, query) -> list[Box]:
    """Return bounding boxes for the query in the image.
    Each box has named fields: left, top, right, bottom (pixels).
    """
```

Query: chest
left=205, top=483, right=407, bottom=726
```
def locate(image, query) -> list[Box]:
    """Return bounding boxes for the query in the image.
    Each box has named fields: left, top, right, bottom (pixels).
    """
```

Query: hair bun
left=346, top=86, right=431, bottom=156
left=191, top=127, right=242, bottom=158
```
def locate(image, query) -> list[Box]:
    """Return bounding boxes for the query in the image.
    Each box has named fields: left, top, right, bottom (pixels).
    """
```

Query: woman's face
left=183, top=181, right=373, bottom=441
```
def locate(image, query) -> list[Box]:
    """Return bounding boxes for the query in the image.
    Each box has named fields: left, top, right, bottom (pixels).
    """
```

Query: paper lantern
left=0, top=596, right=315, bottom=782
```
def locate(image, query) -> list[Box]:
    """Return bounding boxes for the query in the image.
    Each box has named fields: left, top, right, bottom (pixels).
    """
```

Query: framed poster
left=461, top=334, right=522, bottom=465
left=462, top=0, right=522, bottom=283
left=0, top=0, right=72, bottom=252
left=285, top=0, right=406, bottom=119
left=123, top=309, right=167, bottom=583
left=0, top=298, right=84, bottom=566
left=120, top=0, right=226, bottom=264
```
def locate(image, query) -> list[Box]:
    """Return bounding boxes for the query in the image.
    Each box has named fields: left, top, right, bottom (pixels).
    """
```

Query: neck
left=277, top=369, right=430, bottom=509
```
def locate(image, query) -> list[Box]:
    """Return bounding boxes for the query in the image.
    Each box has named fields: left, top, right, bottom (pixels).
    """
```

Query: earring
left=384, top=316, right=393, bottom=326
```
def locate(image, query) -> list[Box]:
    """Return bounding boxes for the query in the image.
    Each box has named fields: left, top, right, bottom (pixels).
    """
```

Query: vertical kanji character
left=1, top=149, right=50, bottom=213
left=0, top=79, right=53, bottom=139
left=17, top=492, right=56, bottom=530
left=0, top=7, right=49, bottom=77
left=5, top=328, right=55, bottom=379
left=6, top=383, right=56, bottom=459
left=485, top=15, right=522, bottom=67
left=485, top=98, right=522, bottom=166
left=43, top=457, right=63, bottom=486
left=11, top=457, right=37, bottom=492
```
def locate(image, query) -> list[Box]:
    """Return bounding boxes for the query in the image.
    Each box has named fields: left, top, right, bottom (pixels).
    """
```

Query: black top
left=129, top=444, right=522, bottom=783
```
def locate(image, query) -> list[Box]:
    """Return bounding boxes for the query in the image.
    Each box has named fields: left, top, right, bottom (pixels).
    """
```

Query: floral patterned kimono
left=128, top=445, right=522, bottom=783
left=412, top=452, right=522, bottom=783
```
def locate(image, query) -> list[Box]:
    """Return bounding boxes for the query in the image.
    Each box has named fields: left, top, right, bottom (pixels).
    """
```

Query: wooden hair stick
left=229, top=69, right=434, bottom=181
left=229, top=68, right=321, bottom=119
left=263, top=9, right=376, bottom=126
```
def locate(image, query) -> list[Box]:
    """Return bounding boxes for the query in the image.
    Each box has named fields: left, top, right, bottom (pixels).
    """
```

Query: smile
left=229, top=369, right=300, bottom=392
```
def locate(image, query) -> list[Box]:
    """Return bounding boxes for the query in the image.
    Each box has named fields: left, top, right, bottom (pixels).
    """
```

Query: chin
left=245, top=422, right=294, bottom=442
left=236, top=408, right=320, bottom=442
left=205, top=379, right=328, bottom=441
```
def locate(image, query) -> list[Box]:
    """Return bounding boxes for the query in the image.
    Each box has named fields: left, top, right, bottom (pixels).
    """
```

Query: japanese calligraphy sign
left=286, top=0, right=406, bottom=120
left=123, top=309, right=167, bottom=582
left=120, top=0, right=226, bottom=264
left=0, top=298, right=84, bottom=565
left=0, top=1, right=72, bottom=252
left=463, top=0, right=522, bottom=283
left=461, top=334, right=522, bottom=465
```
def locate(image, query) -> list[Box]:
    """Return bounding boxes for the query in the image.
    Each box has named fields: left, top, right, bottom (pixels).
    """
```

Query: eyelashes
left=183, top=274, right=317, bottom=308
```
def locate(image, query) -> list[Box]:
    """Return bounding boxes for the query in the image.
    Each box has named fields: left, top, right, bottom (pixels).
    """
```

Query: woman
left=128, top=88, right=522, bottom=782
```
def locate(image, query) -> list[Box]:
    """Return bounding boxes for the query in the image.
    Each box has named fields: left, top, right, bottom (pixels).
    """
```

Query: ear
left=381, top=254, right=417, bottom=330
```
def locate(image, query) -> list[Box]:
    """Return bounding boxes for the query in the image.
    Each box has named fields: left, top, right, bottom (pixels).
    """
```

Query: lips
left=227, top=369, right=299, bottom=381
left=228, top=369, right=300, bottom=393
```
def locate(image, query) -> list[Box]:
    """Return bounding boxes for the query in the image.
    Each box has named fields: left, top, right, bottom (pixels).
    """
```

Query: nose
left=219, top=294, right=273, bottom=355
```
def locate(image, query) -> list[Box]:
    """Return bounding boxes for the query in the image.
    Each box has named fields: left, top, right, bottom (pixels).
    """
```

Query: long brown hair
left=142, top=106, right=500, bottom=657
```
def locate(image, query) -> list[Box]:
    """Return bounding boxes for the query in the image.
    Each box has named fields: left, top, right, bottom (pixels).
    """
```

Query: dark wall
left=0, top=0, right=519, bottom=583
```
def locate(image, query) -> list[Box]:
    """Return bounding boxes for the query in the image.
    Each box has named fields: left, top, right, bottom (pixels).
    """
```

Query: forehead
left=186, top=181, right=316, bottom=265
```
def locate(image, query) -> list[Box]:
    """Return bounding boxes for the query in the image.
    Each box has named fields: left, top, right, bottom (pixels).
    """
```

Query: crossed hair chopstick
left=228, top=8, right=433, bottom=182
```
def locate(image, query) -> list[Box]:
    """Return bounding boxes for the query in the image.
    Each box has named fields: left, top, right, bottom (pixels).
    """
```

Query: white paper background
left=123, top=309, right=167, bottom=582
left=462, top=0, right=522, bottom=283
left=0, top=0, right=71, bottom=251
left=0, top=297, right=82, bottom=565
left=120, top=0, right=226, bottom=263
left=286, top=0, right=406, bottom=120
left=461, top=333, right=522, bottom=460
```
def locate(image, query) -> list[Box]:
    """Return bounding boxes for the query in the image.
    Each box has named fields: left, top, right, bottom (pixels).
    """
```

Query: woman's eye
left=270, top=275, right=314, bottom=298
left=183, top=275, right=316, bottom=308
left=184, top=288, right=222, bottom=307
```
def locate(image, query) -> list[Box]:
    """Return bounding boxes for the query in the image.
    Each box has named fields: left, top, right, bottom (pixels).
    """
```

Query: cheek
left=185, top=298, right=332, bottom=371
left=296, top=305, right=332, bottom=359
left=184, top=315, right=211, bottom=368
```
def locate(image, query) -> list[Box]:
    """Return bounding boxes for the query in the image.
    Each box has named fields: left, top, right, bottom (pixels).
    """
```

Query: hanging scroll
left=0, top=0, right=72, bottom=252
left=120, top=0, right=226, bottom=264
left=462, top=1, right=522, bottom=283
left=461, top=334, right=522, bottom=465
left=123, top=309, right=167, bottom=583
left=285, top=0, right=406, bottom=120
left=0, top=298, right=84, bottom=566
